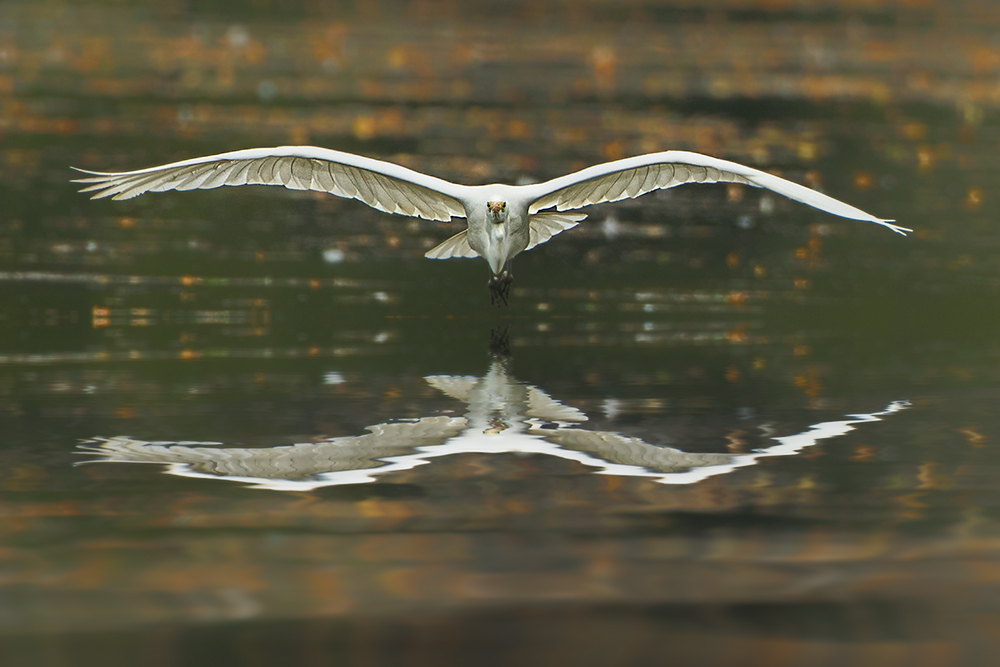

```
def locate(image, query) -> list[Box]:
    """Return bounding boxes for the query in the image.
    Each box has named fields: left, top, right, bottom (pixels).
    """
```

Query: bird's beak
left=489, top=202, right=504, bottom=215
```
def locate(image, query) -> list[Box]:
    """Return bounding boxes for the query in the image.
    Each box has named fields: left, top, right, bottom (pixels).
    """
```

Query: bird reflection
left=80, top=357, right=908, bottom=492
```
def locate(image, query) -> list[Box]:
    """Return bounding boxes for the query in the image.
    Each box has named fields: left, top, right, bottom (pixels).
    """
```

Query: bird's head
left=486, top=201, right=507, bottom=222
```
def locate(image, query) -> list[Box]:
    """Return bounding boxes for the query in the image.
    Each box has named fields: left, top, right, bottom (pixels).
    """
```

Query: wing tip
left=877, top=219, right=912, bottom=235
left=70, top=166, right=113, bottom=177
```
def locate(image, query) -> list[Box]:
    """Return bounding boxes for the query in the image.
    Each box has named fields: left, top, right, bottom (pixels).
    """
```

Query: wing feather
left=201, top=163, right=235, bottom=190
left=83, top=174, right=149, bottom=200
left=225, top=160, right=252, bottom=186
left=671, top=164, right=691, bottom=186
left=604, top=169, right=632, bottom=202
left=258, top=156, right=281, bottom=185
left=349, top=166, right=376, bottom=205
left=276, top=157, right=295, bottom=189
left=523, top=150, right=908, bottom=234
left=73, top=146, right=468, bottom=223
left=649, top=164, right=668, bottom=189
left=173, top=165, right=215, bottom=191
left=369, top=172, right=401, bottom=214
left=75, top=175, right=124, bottom=194
left=425, top=230, right=480, bottom=259
left=639, top=164, right=659, bottom=194
left=244, top=159, right=264, bottom=185
left=143, top=175, right=173, bottom=193
left=115, top=173, right=176, bottom=200
left=291, top=157, right=314, bottom=190
left=391, top=181, right=422, bottom=217
left=525, top=211, right=587, bottom=251
left=590, top=169, right=625, bottom=205
left=625, top=166, right=647, bottom=197
left=329, top=163, right=356, bottom=198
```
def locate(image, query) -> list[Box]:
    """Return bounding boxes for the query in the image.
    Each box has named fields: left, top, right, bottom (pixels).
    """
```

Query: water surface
left=3, top=2, right=1000, bottom=665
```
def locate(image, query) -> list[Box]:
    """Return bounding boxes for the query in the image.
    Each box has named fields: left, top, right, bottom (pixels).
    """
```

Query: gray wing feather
left=425, top=230, right=479, bottom=260
left=525, top=211, right=587, bottom=251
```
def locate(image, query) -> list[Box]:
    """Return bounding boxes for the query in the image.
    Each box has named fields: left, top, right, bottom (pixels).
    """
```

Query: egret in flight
left=74, top=147, right=908, bottom=304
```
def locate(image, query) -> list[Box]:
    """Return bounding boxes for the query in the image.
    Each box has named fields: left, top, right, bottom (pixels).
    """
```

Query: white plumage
left=79, top=359, right=909, bottom=491
left=74, top=146, right=907, bottom=301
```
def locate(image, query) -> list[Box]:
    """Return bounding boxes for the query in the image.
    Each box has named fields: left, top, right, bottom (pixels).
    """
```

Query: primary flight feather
left=73, top=146, right=908, bottom=303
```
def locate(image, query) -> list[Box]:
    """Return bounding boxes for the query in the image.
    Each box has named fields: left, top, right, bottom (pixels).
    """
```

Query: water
left=4, top=1, right=1000, bottom=665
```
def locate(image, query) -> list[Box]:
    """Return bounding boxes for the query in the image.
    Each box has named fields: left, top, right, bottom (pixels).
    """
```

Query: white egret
left=73, top=146, right=909, bottom=303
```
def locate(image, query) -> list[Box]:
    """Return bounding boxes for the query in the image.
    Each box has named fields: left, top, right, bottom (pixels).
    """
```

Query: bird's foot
left=488, top=272, right=513, bottom=306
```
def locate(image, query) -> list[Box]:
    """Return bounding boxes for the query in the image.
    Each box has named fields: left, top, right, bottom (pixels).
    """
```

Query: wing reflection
left=80, top=360, right=908, bottom=491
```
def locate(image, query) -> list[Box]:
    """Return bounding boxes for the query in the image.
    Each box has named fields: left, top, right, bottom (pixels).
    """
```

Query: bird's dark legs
left=488, top=270, right=513, bottom=306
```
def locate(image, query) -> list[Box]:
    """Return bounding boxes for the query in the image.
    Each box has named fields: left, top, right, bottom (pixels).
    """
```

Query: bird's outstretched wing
left=72, top=146, right=468, bottom=222
left=522, top=151, right=909, bottom=235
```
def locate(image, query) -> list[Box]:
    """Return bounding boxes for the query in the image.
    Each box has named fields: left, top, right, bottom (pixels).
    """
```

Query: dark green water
left=4, top=2, right=1000, bottom=665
